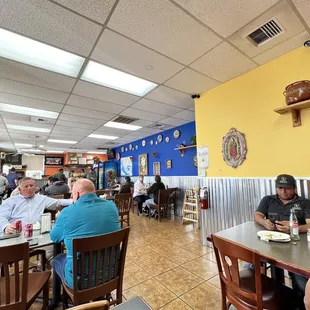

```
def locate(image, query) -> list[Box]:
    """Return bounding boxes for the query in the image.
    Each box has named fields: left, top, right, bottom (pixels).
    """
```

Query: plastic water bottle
left=290, top=208, right=300, bottom=241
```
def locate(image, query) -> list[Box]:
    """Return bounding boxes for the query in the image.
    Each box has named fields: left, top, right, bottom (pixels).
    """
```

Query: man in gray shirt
left=0, top=172, right=9, bottom=199
left=44, top=177, right=70, bottom=196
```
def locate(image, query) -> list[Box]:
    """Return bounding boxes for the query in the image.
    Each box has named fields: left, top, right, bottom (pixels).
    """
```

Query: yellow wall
left=196, top=47, right=310, bottom=177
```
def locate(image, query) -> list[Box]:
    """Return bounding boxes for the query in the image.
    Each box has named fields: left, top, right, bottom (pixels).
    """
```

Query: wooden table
left=214, top=221, right=310, bottom=278
left=114, top=297, right=151, bottom=309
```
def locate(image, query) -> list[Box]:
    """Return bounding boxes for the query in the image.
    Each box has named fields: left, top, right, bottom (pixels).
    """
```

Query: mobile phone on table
left=268, top=213, right=281, bottom=224
left=28, top=238, right=39, bottom=247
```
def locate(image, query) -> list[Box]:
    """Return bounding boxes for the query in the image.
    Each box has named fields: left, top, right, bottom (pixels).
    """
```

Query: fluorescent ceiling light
left=48, top=139, right=77, bottom=144
left=88, top=134, right=118, bottom=140
left=0, top=103, right=59, bottom=119
left=0, top=28, right=85, bottom=77
left=81, top=61, right=157, bottom=96
left=45, top=151, right=64, bottom=153
left=7, top=124, right=51, bottom=133
left=104, top=121, right=142, bottom=131
left=19, top=148, right=45, bottom=152
left=87, top=151, right=107, bottom=154
left=15, top=143, right=32, bottom=147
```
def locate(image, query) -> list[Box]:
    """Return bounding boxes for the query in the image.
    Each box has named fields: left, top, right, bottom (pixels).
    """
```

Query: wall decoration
left=116, top=152, right=120, bottom=161
left=69, top=153, right=77, bottom=161
left=45, top=156, right=63, bottom=166
left=166, top=159, right=172, bottom=169
left=121, top=147, right=125, bottom=153
left=197, top=146, right=209, bottom=170
left=155, top=141, right=158, bottom=145
left=157, top=134, right=163, bottom=143
left=125, top=147, right=128, bottom=152
left=120, top=156, right=133, bottom=176
left=150, top=140, right=154, bottom=145
left=165, top=137, right=170, bottom=143
left=142, top=140, right=146, bottom=147
left=193, top=155, right=198, bottom=167
left=135, top=145, right=138, bottom=150
left=173, top=130, right=180, bottom=139
left=152, top=152, right=158, bottom=158
left=139, top=153, right=148, bottom=175
left=222, top=128, right=247, bottom=168
left=129, top=144, right=133, bottom=150
left=153, top=162, right=161, bottom=175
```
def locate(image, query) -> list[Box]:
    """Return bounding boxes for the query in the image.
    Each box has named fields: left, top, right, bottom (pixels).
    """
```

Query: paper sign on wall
left=197, top=146, right=209, bottom=170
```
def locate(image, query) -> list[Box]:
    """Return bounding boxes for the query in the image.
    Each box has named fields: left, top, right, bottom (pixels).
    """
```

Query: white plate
left=257, top=231, right=290, bottom=241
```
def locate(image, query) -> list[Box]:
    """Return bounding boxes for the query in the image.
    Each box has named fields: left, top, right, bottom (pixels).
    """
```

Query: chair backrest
left=158, top=189, right=170, bottom=208
left=50, top=194, right=64, bottom=199
left=95, top=190, right=110, bottom=197
left=69, top=300, right=109, bottom=310
left=167, top=188, right=178, bottom=204
left=0, top=243, right=29, bottom=309
left=72, top=228, right=130, bottom=305
left=114, top=193, right=131, bottom=214
left=211, top=234, right=263, bottom=310
left=130, top=187, right=134, bottom=194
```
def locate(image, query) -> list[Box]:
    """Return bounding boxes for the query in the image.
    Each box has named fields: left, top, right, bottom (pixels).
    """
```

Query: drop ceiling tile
left=173, top=0, right=279, bottom=38
left=188, top=106, right=195, bottom=112
left=58, top=113, right=105, bottom=126
left=173, top=110, right=195, bottom=121
left=92, top=29, right=184, bottom=83
left=56, top=119, right=99, bottom=130
left=165, top=68, right=220, bottom=93
left=5, top=119, right=53, bottom=129
left=53, top=0, right=116, bottom=24
left=190, top=42, right=257, bottom=82
left=108, top=0, right=221, bottom=64
left=0, top=112, right=31, bottom=122
left=228, top=1, right=305, bottom=58
left=9, top=133, right=49, bottom=140
left=73, top=81, right=139, bottom=107
left=253, top=31, right=309, bottom=65
left=50, top=132, right=87, bottom=139
left=159, top=117, right=189, bottom=126
left=121, top=108, right=164, bottom=122
left=0, top=0, right=101, bottom=56
left=0, top=78, right=69, bottom=103
left=293, top=0, right=310, bottom=27
left=0, top=92, right=64, bottom=112
left=67, top=95, right=125, bottom=114
left=94, top=127, right=132, bottom=135
left=130, top=120, right=154, bottom=127
left=131, top=99, right=183, bottom=116
left=0, top=58, right=76, bottom=92
left=0, top=142, right=14, bottom=150
left=123, top=133, right=148, bottom=140
left=137, top=127, right=162, bottom=134
left=62, top=105, right=115, bottom=121
left=146, top=86, right=194, bottom=109
left=52, top=125, right=94, bottom=134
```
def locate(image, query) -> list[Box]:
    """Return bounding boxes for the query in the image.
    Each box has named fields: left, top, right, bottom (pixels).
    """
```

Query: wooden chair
left=211, top=234, right=304, bottom=310
left=149, top=189, right=170, bottom=222
left=167, top=187, right=178, bottom=215
left=0, top=242, right=51, bottom=309
left=130, top=187, right=139, bottom=214
left=70, top=300, right=109, bottom=310
left=62, top=227, right=130, bottom=308
left=50, top=194, right=65, bottom=199
left=114, top=193, right=131, bottom=228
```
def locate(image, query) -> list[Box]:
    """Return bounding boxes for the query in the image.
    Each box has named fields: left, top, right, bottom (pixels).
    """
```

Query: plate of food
left=257, top=231, right=290, bottom=242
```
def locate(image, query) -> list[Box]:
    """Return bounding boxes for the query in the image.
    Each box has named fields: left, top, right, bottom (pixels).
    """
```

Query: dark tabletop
left=214, top=221, right=310, bottom=278
left=114, top=297, right=151, bottom=309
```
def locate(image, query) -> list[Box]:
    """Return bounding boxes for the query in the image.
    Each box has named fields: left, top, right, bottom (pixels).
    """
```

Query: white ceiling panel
left=130, top=120, right=154, bottom=127
left=293, top=0, right=310, bottom=27
left=0, top=0, right=102, bottom=56
left=131, top=98, right=183, bottom=116
left=73, top=81, right=139, bottom=107
left=0, top=112, right=31, bottom=122
left=52, top=125, right=94, bottom=134
left=92, top=29, right=184, bottom=83
left=190, top=42, right=257, bottom=83
left=62, top=105, right=115, bottom=121
left=0, top=78, right=69, bottom=104
left=146, top=86, right=194, bottom=109
left=173, top=110, right=195, bottom=121
left=108, top=0, right=221, bottom=65
left=165, top=68, right=220, bottom=94
left=159, top=117, right=189, bottom=126
left=188, top=106, right=195, bottom=112
left=0, top=142, right=14, bottom=149
left=0, top=58, right=76, bottom=92
left=94, top=127, right=132, bottom=135
left=254, top=31, right=309, bottom=65
left=121, top=108, right=164, bottom=122
left=56, top=120, right=99, bottom=130
left=9, top=132, right=49, bottom=139
left=53, top=0, right=117, bottom=24
left=0, top=92, right=64, bottom=112
left=123, top=133, right=149, bottom=140
left=5, top=118, right=53, bottom=129
left=67, top=94, right=125, bottom=114
left=137, top=127, right=162, bottom=134
left=50, top=131, right=87, bottom=138
left=58, top=113, right=105, bottom=126
left=173, top=0, right=279, bottom=38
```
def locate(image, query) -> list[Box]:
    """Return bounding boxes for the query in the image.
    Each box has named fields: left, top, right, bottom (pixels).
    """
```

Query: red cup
left=15, top=220, right=22, bottom=233
left=24, top=224, right=33, bottom=238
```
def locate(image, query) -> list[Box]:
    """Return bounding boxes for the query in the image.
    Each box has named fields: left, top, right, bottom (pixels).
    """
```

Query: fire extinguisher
left=200, top=187, right=209, bottom=210
left=200, top=186, right=209, bottom=246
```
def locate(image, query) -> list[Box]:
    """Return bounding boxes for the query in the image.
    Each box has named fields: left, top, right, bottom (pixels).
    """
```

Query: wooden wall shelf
left=274, top=99, right=310, bottom=127
left=174, top=145, right=196, bottom=156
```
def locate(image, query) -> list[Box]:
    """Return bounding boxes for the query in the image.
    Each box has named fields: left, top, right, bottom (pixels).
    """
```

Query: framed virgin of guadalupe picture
left=138, top=153, right=148, bottom=175
left=153, top=162, right=160, bottom=175
left=166, top=159, right=172, bottom=169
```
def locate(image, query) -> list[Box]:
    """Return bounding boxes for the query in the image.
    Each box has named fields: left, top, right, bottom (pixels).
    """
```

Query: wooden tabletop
left=214, top=221, right=310, bottom=278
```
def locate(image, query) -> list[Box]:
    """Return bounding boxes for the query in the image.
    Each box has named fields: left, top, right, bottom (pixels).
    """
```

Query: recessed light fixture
left=104, top=121, right=142, bottom=131
left=7, top=124, right=51, bottom=133
left=88, top=134, right=118, bottom=140
left=19, top=148, right=45, bottom=152
left=0, top=28, right=85, bottom=77
left=87, top=151, right=107, bottom=154
left=48, top=139, right=77, bottom=144
left=15, top=143, right=32, bottom=147
left=45, top=151, right=64, bottom=153
left=0, top=103, right=59, bottom=119
left=81, top=61, right=157, bottom=96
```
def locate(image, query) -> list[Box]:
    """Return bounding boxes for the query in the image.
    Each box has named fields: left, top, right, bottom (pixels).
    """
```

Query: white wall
left=22, top=155, right=44, bottom=171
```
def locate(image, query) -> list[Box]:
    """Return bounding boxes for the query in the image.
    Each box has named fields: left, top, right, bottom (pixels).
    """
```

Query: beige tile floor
left=30, top=213, right=292, bottom=309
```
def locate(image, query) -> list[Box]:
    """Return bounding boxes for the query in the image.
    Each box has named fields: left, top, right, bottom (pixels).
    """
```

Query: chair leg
left=42, top=282, right=49, bottom=310
left=116, top=288, right=122, bottom=305
left=62, top=289, right=69, bottom=310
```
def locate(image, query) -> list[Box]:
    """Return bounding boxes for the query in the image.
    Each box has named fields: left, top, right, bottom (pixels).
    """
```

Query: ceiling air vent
left=247, top=19, right=283, bottom=46
left=113, top=116, right=138, bottom=124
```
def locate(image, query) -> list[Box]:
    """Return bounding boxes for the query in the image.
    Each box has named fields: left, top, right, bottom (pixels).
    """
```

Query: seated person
left=44, top=177, right=70, bottom=196
left=145, top=175, right=165, bottom=216
left=119, top=176, right=134, bottom=194
left=0, top=177, right=72, bottom=233
left=255, top=174, right=310, bottom=298
left=54, top=168, right=67, bottom=183
left=50, top=179, right=120, bottom=289
left=110, top=178, right=121, bottom=190
left=10, top=177, right=23, bottom=197
left=133, top=175, right=149, bottom=214
left=42, top=176, right=53, bottom=194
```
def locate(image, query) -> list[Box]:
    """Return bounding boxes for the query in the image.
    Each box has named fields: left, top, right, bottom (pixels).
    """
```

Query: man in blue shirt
left=50, top=179, right=120, bottom=289
left=7, top=167, right=18, bottom=197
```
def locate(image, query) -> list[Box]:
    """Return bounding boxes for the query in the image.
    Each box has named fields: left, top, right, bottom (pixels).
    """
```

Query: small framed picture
left=153, top=162, right=160, bottom=175
left=166, top=159, right=172, bottom=169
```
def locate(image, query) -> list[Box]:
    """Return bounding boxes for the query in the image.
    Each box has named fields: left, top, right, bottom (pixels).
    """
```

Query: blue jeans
left=53, top=253, right=67, bottom=285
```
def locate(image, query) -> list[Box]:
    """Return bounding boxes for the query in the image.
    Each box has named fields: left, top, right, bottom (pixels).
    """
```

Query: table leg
left=271, top=265, right=284, bottom=284
left=49, top=242, right=62, bottom=309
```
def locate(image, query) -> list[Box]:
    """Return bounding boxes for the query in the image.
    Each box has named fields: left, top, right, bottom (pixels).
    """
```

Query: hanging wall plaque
left=222, top=128, right=247, bottom=168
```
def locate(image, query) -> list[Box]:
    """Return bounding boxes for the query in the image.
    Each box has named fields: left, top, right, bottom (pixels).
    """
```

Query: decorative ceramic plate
left=165, top=137, right=170, bottom=143
left=150, top=140, right=154, bottom=145
left=125, top=147, right=128, bottom=152
left=173, top=130, right=180, bottom=139
left=193, top=155, right=198, bottom=167
left=142, top=140, right=146, bottom=147
left=257, top=231, right=290, bottom=242
left=135, top=145, right=138, bottom=150
left=129, top=144, right=133, bottom=150
left=155, top=141, right=158, bottom=145
left=157, top=134, right=163, bottom=143
left=116, top=152, right=120, bottom=161
left=121, top=147, right=124, bottom=153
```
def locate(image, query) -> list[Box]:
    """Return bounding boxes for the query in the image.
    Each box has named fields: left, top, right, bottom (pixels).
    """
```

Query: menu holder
left=41, top=213, right=52, bottom=233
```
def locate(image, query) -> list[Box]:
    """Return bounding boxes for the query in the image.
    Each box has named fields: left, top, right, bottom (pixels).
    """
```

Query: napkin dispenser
left=41, top=213, right=52, bottom=233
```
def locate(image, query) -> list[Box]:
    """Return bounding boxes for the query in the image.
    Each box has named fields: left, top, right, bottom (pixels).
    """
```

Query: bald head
left=72, top=179, right=96, bottom=203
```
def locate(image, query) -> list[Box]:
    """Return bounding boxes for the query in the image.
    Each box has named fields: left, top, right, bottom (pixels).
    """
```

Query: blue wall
left=113, top=121, right=197, bottom=176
